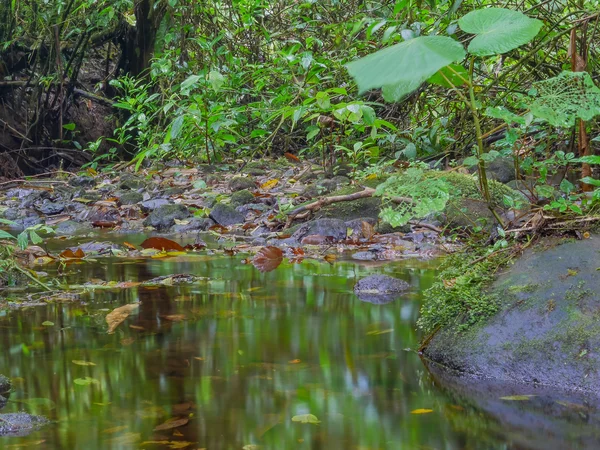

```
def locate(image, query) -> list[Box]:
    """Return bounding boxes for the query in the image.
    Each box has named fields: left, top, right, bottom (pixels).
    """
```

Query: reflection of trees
left=0, top=256, right=474, bottom=449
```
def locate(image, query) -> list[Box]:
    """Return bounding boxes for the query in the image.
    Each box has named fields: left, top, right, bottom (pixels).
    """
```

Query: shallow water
left=0, top=235, right=597, bottom=449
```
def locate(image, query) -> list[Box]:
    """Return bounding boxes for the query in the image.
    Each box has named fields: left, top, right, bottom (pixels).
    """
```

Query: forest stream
left=0, top=233, right=598, bottom=450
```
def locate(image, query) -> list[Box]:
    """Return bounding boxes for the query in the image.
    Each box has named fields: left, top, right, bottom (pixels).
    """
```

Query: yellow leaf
left=260, top=179, right=279, bottom=191
left=106, top=303, right=139, bottom=334
left=72, top=360, right=96, bottom=366
left=411, top=409, right=433, bottom=414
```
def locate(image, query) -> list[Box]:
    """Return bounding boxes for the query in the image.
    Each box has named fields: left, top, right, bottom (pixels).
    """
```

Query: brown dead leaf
left=140, top=237, right=185, bottom=251
left=153, top=417, right=189, bottom=432
left=323, top=254, right=337, bottom=264
left=162, top=314, right=186, bottom=322
left=284, top=152, right=301, bottom=163
left=106, top=303, right=140, bottom=334
left=252, top=246, right=284, bottom=273
left=123, top=241, right=137, bottom=250
left=59, top=248, right=85, bottom=259
left=361, top=221, right=375, bottom=240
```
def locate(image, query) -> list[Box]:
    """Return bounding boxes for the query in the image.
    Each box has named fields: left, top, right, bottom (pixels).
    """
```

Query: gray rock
left=2, top=208, right=19, bottom=221
left=170, top=217, right=215, bottom=233
left=69, top=175, right=95, bottom=187
left=140, top=198, right=171, bottom=212
left=118, top=191, right=143, bottom=205
left=0, top=412, right=49, bottom=437
left=345, top=218, right=377, bottom=237
left=423, top=234, right=600, bottom=395
left=229, top=176, right=256, bottom=192
left=144, top=204, right=191, bottom=230
left=468, top=156, right=517, bottom=184
left=209, top=203, right=244, bottom=226
left=55, top=220, right=91, bottom=235
left=38, top=201, right=65, bottom=215
left=237, top=203, right=270, bottom=215
left=119, top=174, right=145, bottom=190
left=354, top=274, right=410, bottom=304
left=445, top=198, right=498, bottom=230
left=230, top=189, right=255, bottom=207
left=292, top=218, right=348, bottom=242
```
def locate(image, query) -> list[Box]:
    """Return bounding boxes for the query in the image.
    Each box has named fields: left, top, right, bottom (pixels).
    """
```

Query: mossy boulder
left=118, top=191, right=143, bottom=205
left=433, top=171, right=519, bottom=205
left=230, top=189, right=255, bottom=207
left=445, top=198, right=498, bottom=230
left=143, top=204, right=191, bottom=230
left=422, top=235, right=600, bottom=395
left=315, top=186, right=382, bottom=221
left=209, top=203, right=244, bottom=226
left=229, top=176, right=256, bottom=192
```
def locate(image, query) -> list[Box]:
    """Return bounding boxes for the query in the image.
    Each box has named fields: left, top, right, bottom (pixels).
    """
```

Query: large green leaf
left=459, top=8, right=542, bottom=56
left=345, top=36, right=466, bottom=102
left=528, top=71, right=600, bottom=127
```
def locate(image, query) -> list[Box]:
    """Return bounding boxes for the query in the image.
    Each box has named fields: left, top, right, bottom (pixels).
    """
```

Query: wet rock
left=422, top=234, right=600, bottom=395
left=375, top=221, right=412, bottom=234
left=170, top=217, right=215, bottom=233
left=229, top=176, right=256, bottom=192
left=119, top=174, right=145, bottom=190
left=292, top=218, right=348, bottom=242
left=351, top=251, right=378, bottom=261
left=77, top=206, right=120, bottom=224
left=354, top=274, right=410, bottom=304
left=144, top=204, right=191, bottom=231
left=230, top=189, right=255, bottom=208
left=0, top=412, right=49, bottom=437
left=69, top=175, right=95, bottom=187
left=301, top=234, right=335, bottom=245
left=140, top=198, right=171, bottom=212
left=0, top=374, right=10, bottom=408
left=37, top=201, right=65, bottom=215
left=237, top=203, right=269, bottom=215
left=209, top=203, right=244, bottom=226
left=2, top=208, right=19, bottom=221
left=55, top=220, right=91, bottom=235
left=118, top=191, right=143, bottom=205
left=468, top=156, right=516, bottom=184
left=11, top=213, right=42, bottom=229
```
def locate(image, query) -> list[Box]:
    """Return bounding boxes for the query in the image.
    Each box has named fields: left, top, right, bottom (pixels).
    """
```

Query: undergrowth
left=418, top=246, right=509, bottom=334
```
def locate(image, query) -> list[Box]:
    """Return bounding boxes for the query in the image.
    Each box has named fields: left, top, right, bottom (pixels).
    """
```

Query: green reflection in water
left=0, top=252, right=497, bottom=449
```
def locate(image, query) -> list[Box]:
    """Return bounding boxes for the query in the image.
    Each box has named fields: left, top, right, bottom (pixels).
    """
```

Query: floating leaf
left=410, top=408, right=434, bottom=414
left=72, top=360, right=96, bottom=366
left=59, top=248, right=85, bottom=259
left=153, top=417, right=189, bottom=431
left=74, top=377, right=100, bottom=386
left=252, top=246, right=284, bottom=273
left=458, top=8, right=542, bottom=56
left=291, top=414, right=321, bottom=424
left=41, top=321, right=54, bottom=327
left=345, top=36, right=466, bottom=101
left=140, top=237, right=185, bottom=252
left=106, top=303, right=140, bottom=334
left=499, top=395, right=535, bottom=401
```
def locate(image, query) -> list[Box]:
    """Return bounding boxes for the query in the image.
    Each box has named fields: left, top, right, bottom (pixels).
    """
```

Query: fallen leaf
left=162, top=314, right=186, bottom=321
left=60, top=248, right=86, bottom=259
left=74, top=377, right=100, bottom=386
left=288, top=359, right=301, bottom=364
left=499, top=395, right=535, bottom=401
left=361, top=221, right=375, bottom=240
left=260, top=179, right=279, bottom=191
left=140, top=237, right=185, bottom=251
left=323, top=254, right=337, bottom=264
left=252, top=246, right=284, bottom=273
left=72, top=360, right=96, bottom=366
left=410, top=409, right=433, bottom=414
left=106, top=303, right=140, bottom=334
left=292, top=414, right=320, bottom=424
left=123, top=242, right=137, bottom=250
left=284, top=152, right=300, bottom=162
left=153, top=417, right=189, bottom=431
left=42, top=321, right=54, bottom=327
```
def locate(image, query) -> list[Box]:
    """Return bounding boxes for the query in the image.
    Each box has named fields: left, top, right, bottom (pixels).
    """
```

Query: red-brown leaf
left=59, top=248, right=86, bottom=259
left=284, top=152, right=301, bottom=163
left=252, top=246, right=284, bottom=273
left=140, top=237, right=185, bottom=251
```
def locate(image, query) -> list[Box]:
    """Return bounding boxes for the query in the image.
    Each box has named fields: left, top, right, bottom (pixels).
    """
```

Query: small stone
left=292, top=218, right=348, bottom=242
left=170, top=218, right=215, bottom=233
left=69, top=176, right=95, bottom=187
left=118, top=191, right=143, bottom=205
left=140, top=198, right=171, bottom=212
left=354, top=275, right=409, bottom=304
left=143, top=204, right=191, bottom=230
left=55, top=220, right=91, bottom=235
left=209, top=203, right=244, bottom=226
left=230, top=189, right=255, bottom=207
left=38, top=202, right=65, bottom=215
left=229, top=176, right=256, bottom=192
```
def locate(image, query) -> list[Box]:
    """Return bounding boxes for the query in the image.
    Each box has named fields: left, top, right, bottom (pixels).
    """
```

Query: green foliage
left=458, top=8, right=542, bottom=56
left=528, top=71, right=600, bottom=127
left=345, top=36, right=466, bottom=101
left=418, top=248, right=503, bottom=334
left=375, top=165, right=450, bottom=226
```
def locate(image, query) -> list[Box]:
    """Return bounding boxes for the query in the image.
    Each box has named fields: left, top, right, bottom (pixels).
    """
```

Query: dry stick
left=287, top=188, right=413, bottom=218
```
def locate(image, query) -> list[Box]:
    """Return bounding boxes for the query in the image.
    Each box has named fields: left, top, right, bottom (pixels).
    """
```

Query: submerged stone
left=354, top=274, right=410, bottom=304
left=0, top=412, right=49, bottom=437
